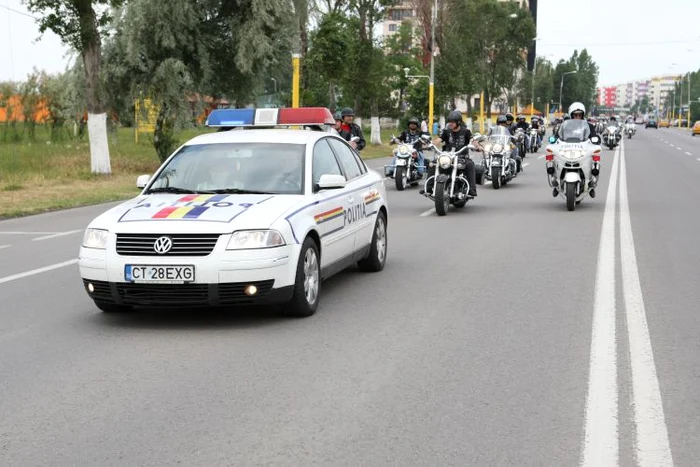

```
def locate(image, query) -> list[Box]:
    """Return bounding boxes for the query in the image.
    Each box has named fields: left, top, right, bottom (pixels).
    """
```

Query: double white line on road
left=582, top=141, right=673, bottom=466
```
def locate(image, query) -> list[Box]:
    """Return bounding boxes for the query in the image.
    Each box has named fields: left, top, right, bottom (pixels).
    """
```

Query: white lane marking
left=685, top=152, right=692, bottom=156
left=582, top=143, right=620, bottom=466
left=676, top=147, right=682, bottom=151
left=697, top=158, right=700, bottom=162
left=619, top=143, right=674, bottom=466
left=0, top=231, right=62, bottom=235
left=538, top=154, right=545, bottom=159
left=523, top=163, right=530, bottom=167
left=0, top=245, right=10, bottom=250
left=0, top=259, right=78, bottom=286
left=31, top=229, right=83, bottom=242
left=419, top=208, right=435, bottom=217
left=669, top=144, right=675, bottom=148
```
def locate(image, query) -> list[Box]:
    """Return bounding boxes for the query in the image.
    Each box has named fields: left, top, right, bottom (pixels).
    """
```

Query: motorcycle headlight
left=492, top=143, right=503, bottom=153
left=438, top=155, right=452, bottom=169
left=82, top=228, right=109, bottom=250
left=398, top=144, right=410, bottom=156
left=226, top=230, right=286, bottom=250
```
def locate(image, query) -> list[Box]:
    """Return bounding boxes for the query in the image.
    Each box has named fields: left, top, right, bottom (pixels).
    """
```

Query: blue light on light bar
left=206, top=108, right=256, bottom=127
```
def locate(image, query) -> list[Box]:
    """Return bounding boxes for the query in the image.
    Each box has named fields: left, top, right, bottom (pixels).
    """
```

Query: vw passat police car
left=79, top=107, right=388, bottom=317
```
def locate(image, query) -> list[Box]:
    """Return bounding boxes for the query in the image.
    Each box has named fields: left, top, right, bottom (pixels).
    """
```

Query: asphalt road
left=0, top=129, right=697, bottom=466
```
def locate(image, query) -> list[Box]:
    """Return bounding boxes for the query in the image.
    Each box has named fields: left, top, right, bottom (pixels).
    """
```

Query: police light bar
left=206, top=107, right=335, bottom=128
left=206, top=108, right=255, bottom=127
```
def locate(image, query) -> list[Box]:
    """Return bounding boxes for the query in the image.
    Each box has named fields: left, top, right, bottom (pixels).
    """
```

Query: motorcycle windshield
left=559, top=120, right=591, bottom=143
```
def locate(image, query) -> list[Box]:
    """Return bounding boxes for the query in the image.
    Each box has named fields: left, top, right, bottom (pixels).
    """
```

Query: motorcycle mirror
left=420, top=134, right=431, bottom=141
left=590, top=136, right=601, bottom=145
left=548, top=135, right=557, bottom=143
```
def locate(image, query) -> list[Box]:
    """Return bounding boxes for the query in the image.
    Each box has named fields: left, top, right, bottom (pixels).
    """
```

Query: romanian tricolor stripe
left=314, top=206, right=344, bottom=224
left=364, top=192, right=380, bottom=205
left=152, top=205, right=212, bottom=219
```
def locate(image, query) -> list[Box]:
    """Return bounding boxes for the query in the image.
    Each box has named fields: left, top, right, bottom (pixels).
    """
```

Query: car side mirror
left=317, top=174, right=346, bottom=190
left=548, top=135, right=557, bottom=143
left=136, top=174, right=151, bottom=189
left=590, top=136, right=601, bottom=145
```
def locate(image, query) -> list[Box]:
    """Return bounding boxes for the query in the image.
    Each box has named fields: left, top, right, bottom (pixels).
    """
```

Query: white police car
left=79, top=107, right=388, bottom=317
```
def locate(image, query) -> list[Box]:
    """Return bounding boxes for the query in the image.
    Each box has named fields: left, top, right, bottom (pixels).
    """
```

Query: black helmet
left=497, top=115, right=508, bottom=125
left=341, top=107, right=354, bottom=117
left=517, top=115, right=526, bottom=121
left=333, top=111, right=342, bottom=122
left=408, top=116, right=420, bottom=125
left=447, top=110, right=462, bottom=123
left=563, top=114, right=570, bottom=120
left=505, top=113, right=514, bottom=121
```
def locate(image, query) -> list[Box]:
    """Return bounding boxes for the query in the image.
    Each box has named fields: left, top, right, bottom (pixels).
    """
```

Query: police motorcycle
left=602, top=122, right=621, bottom=149
left=625, top=122, right=636, bottom=139
left=419, top=134, right=474, bottom=216
left=476, top=126, right=518, bottom=189
left=384, top=135, right=427, bottom=191
left=545, top=119, right=602, bottom=212
left=527, top=126, right=540, bottom=153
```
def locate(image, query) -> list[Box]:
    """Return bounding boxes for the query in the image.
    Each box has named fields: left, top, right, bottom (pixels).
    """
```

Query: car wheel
left=358, top=211, right=387, bottom=272
left=94, top=300, right=133, bottom=313
left=285, top=237, right=321, bottom=318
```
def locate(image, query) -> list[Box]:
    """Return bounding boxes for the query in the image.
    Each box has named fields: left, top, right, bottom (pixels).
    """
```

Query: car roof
left=183, top=129, right=337, bottom=147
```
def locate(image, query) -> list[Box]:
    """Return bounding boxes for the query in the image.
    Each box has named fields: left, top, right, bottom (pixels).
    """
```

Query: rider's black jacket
left=439, top=125, right=472, bottom=153
left=514, top=121, right=529, bottom=131
left=398, top=130, right=428, bottom=144
left=339, top=123, right=366, bottom=151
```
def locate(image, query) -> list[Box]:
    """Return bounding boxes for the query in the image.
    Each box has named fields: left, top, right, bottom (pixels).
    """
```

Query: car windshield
left=559, top=120, right=591, bottom=143
left=146, top=142, right=305, bottom=195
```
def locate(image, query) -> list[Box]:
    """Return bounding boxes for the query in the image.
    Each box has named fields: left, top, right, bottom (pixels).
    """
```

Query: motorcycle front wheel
left=492, top=167, right=501, bottom=189
left=566, top=181, right=577, bottom=211
left=395, top=166, right=407, bottom=191
left=435, top=180, right=450, bottom=216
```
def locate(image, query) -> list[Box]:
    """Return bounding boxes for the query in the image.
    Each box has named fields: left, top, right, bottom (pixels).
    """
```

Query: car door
left=311, top=138, right=354, bottom=268
left=326, top=138, right=375, bottom=253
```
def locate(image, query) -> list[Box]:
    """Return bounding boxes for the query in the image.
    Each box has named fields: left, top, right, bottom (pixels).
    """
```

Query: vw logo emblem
left=153, top=236, right=173, bottom=254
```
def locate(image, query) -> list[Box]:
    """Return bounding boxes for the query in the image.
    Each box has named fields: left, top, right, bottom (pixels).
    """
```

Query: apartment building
left=382, top=0, right=417, bottom=37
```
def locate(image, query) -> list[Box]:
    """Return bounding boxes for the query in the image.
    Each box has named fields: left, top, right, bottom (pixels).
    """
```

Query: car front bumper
left=79, top=244, right=300, bottom=307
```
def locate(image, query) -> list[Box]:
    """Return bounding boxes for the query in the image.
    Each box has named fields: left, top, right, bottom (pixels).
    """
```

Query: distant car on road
left=646, top=118, right=658, bottom=129
left=658, top=119, right=670, bottom=128
left=692, top=121, right=700, bottom=136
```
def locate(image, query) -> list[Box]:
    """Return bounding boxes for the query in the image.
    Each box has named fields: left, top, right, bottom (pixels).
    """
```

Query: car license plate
left=124, top=265, right=195, bottom=284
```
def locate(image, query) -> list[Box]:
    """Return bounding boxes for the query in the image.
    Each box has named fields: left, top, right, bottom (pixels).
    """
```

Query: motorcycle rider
left=514, top=115, right=529, bottom=132
left=488, top=115, right=522, bottom=173
left=568, top=102, right=597, bottom=138
left=386, top=116, right=428, bottom=178
left=339, top=107, right=366, bottom=151
left=423, top=109, right=478, bottom=197
left=530, top=116, right=543, bottom=146
left=333, top=111, right=343, bottom=133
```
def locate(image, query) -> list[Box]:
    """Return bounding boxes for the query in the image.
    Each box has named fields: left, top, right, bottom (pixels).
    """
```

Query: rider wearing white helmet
left=568, top=101, right=598, bottom=138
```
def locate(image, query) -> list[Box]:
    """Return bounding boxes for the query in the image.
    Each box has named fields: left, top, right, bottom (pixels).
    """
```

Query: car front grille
left=116, top=234, right=221, bottom=257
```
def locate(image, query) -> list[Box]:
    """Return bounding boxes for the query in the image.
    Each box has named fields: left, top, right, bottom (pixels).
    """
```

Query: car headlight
left=82, top=228, right=109, bottom=250
left=438, top=155, right=452, bottom=169
left=226, top=230, right=286, bottom=250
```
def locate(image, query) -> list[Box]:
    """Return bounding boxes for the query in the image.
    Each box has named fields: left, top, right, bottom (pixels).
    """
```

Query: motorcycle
left=476, top=126, right=518, bottom=189
left=528, top=127, right=540, bottom=153
left=625, top=123, right=636, bottom=139
left=515, top=128, right=526, bottom=157
left=545, top=119, right=602, bottom=212
left=419, top=134, right=473, bottom=216
left=602, top=125, right=620, bottom=149
left=384, top=136, right=426, bottom=191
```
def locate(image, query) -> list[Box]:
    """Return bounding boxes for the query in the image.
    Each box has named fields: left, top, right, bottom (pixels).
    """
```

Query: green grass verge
left=0, top=125, right=397, bottom=218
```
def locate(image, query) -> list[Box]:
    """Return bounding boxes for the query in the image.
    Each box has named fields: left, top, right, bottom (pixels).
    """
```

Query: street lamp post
left=428, top=0, right=437, bottom=135
left=559, top=70, right=577, bottom=115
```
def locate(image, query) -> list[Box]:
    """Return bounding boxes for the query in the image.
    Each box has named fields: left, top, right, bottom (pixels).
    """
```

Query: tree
left=25, top=0, right=123, bottom=174
left=305, top=13, right=351, bottom=111
left=384, top=21, right=424, bottom=116
left=553, top=49, right=599, bottom=112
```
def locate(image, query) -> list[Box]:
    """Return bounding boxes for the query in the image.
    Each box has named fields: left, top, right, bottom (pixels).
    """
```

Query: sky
left=1, top=0, right=700, bottom=86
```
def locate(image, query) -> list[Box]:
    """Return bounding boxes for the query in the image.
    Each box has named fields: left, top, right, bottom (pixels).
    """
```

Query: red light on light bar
left=545, top=154, right=553, bottom=161
left=278, top=107, right=335, bottom=125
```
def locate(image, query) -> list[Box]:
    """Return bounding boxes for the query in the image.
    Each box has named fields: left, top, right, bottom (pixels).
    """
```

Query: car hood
left=91, top=193, right=303, bottom=233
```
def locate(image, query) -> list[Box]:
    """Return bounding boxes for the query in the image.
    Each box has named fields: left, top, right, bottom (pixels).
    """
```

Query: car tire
left=94, top=300, right=133, bottom=313
left=284, top=237, right=321, bottom=318
left=358, top=211, right=387, bottom=272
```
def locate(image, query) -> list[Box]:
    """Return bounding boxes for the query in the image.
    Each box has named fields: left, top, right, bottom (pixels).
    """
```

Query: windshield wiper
left=202, top=188, right=276, bottom=195
left=145, top=187, right=200, bottom=194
